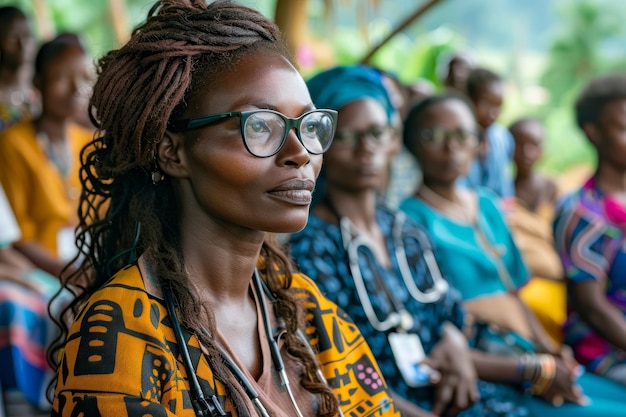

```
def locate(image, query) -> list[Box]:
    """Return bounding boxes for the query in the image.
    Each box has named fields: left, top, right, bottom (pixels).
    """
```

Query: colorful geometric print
left=292, top=273, right=398, bottom=416
left=52, top=263, right=399, bottom=417
left=554, top=177, right=626, bottom=373
left=53, top=266, right=225, bottom=417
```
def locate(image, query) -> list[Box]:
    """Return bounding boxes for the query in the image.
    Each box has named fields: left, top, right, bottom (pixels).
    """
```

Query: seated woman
left=400, top=93, right=626, bottom=415
left=553, top=74, right=626, bottom=385
left=0, top=33, right=93, bottom=278
left=508, top=117, right=565, bottom=345
left=49, top=2, right=399, bottom=416
left=290, top=65, right=529, bottom=417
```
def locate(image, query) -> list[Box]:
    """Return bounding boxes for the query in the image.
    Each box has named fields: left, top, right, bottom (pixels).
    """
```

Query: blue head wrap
left=306, top=65, right=396, bottom=122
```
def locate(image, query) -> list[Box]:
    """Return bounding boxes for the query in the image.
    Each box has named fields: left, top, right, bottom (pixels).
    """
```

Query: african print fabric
left=51, top=263, right=399, bottom=417
left=554, top=177, right=626, bottom=374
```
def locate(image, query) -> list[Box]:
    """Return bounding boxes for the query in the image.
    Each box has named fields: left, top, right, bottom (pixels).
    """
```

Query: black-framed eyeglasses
left=168, top=109, right=338, bottom=158
left=333, top=125, right=396, bottom=149
left=418, top=127, right=479, bottom=150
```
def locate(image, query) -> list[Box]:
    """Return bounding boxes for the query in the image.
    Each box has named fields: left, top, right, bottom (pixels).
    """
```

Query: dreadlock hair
left=465, top=67, right=502, bottom=100
left=575, top=73, right=626, bottom=130
left=47, top=1, right=339, bottom=415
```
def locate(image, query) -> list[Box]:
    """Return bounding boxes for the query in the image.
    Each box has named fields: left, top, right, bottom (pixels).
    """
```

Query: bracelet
left=530, top=354, right=556, bottom=396
left=519, top=353, right=540, bottom=383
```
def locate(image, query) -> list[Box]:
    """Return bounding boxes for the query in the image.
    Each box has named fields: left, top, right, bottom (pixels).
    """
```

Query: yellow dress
left=509, top=199, right=566, bottom=345
left=52, top=263, right=399, bottom=417
left=0, top=120, right=92, bottom=256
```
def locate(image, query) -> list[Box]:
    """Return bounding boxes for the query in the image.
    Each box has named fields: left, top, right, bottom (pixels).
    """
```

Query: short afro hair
left=466, top=67, right=502, bottom=100
left=575, top=73, right=626, bottom=129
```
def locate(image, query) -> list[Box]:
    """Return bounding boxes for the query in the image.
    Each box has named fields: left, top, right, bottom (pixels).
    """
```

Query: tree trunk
left=32, top=0, right=55, bottom=40
left=274, top=0, right=310, bottom=67
left=108, top=0, right=130, bottom=46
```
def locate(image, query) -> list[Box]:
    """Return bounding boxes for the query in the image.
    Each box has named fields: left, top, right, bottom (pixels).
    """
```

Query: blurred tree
left=359, top=0, right=442, bottom=64
left=273, top=0, right=444, bottom=76
left=32, top=0, right=54, bottom=39
left=275, top=0, right=308, bottom=62
left=108, top=0, right=130, bottom=45
left=541, top=1, right=622, bottom=107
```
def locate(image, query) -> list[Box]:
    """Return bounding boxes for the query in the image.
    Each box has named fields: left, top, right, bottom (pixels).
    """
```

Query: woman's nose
left=278, top=129, right=311, bottom=167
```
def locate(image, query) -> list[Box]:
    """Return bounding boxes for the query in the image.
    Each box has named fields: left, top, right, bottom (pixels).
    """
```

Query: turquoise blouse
left=399, top=188, right=529, bottom=300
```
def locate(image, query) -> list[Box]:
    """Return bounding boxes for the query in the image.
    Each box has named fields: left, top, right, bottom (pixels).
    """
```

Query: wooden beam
left=360, top=0, right=443, bottom=64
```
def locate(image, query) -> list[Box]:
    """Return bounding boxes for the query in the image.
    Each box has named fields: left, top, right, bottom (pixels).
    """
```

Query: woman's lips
left=267, top=179, right=315, bottom=205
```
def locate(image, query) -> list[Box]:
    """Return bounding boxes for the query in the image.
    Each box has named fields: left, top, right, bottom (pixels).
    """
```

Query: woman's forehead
left=190, top=53, right=311, bottom=115
left=425, top=100, right=473, bottom=124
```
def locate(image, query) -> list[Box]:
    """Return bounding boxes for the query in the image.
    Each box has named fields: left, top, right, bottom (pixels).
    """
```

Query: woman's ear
left=156, top=131, right=189, bottom=179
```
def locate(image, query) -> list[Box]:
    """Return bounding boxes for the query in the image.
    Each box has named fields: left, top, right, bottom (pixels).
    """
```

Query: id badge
left=388, top=332, right=435, bottom=387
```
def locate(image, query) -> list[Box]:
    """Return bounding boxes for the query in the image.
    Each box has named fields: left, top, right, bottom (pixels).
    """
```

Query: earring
left=151, top=169, right=164, bottom=184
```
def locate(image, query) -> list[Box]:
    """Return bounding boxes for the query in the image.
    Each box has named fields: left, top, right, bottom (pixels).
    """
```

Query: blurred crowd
left=1, top=3, right=626, bottom=417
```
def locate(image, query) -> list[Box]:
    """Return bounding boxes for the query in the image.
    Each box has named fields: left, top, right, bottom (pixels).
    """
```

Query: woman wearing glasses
left=289, top=66, right=530, bottom=417
left=49, top=2, right=398, bottom=416
left=400, top=94, right=626, bottom=415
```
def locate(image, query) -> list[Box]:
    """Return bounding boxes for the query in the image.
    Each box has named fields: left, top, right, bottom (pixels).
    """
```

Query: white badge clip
left=388, top=332, right=438, bottom=387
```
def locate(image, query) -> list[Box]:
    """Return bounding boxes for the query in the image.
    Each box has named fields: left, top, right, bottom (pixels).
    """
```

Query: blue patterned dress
left=289, top=206, right=529, bottom=416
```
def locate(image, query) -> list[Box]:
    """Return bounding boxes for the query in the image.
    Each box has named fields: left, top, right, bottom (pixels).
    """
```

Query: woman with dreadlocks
left=49, top=1, right=398, bottom=416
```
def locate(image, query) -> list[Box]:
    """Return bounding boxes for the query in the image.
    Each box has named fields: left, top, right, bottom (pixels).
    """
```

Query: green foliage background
left=3, top=0, right=624, bottom=177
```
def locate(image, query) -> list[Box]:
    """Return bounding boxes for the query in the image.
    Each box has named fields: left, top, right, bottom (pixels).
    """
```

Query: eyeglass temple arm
left=168, top=112, right=240, bottom=132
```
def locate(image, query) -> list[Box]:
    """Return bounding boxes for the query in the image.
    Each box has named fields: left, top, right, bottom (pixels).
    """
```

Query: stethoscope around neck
left=164, top=268, right=342, bottom=417
left=338, top=209, right=449, bottom=333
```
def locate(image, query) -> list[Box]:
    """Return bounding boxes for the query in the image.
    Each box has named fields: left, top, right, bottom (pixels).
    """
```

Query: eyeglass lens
left=420, top=127, right=477, bottom=148
left=333, top=126, right=393, bottom=148
left=243, top=110, right=334, bottom=157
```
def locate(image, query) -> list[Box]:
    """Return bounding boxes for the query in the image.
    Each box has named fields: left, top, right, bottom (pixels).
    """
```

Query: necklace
left=37, top=130, right=71, bottom=178
left=418, top=184, right=475, bottom=224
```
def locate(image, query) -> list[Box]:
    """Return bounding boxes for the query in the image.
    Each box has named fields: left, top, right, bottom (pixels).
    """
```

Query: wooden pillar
left=108, top=0, right=130, bottom=46
left=274, top=0, right=310, bottom=66
left=32, top=0, right=55, bottom=40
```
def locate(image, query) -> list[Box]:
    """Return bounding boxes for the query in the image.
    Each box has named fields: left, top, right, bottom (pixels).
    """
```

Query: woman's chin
left=267, top=216, right=310, bottom=234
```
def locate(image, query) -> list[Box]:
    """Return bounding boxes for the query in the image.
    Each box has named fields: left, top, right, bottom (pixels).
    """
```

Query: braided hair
left=48, top=1, right=339, bottom=415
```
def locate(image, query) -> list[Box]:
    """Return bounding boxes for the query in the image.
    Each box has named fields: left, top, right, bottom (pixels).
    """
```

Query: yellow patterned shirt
left=52, top=263, right=399, bottom=417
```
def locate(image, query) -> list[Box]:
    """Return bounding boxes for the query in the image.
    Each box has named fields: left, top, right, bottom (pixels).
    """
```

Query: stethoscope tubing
left=339, top=208, right=449, bottom=333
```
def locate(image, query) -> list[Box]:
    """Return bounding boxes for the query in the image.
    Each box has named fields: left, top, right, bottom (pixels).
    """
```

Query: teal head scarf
left=306, top=65, right=396, bottom=123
